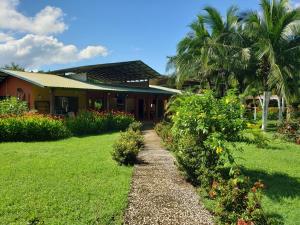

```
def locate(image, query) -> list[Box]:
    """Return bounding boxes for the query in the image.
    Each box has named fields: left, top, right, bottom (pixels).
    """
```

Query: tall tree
left=243, top=0, right=300, bottom=130
left=3, top=63, right=25, bottom=71
left=169, top=6, right=250, bottom=96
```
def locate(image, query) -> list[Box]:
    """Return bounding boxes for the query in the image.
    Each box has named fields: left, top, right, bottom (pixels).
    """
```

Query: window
left=55, top=96, right=78, bottom=115
left=17, top=88, right=25, bottom=100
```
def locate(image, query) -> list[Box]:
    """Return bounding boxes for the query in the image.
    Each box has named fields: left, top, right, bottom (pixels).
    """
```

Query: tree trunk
left=286, top=105, right=293, bottom=122
left=252, top=97, right=257, bottom=121
left=262, top=91, right=271, bottom=131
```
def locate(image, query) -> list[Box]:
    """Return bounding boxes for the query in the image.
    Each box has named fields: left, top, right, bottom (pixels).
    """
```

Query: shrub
left=128, top=121, right=143, bottom=132
left=112, top=130, right=144, bottom=165
left=154, top=122, right=174, bottom=150
left=160, top=90, right=267, bottom=224
left=110, top=111, right=135, bottom=131
left=66, top=111, right=109, bottom=135
left=277, top=120, right=300, bottom=143
left=0, top=97, right=28, bottom=115
left=168, top=91, right=246, bottom=184
left=216, top=174, right=267, bottom=224
left=240, top=124, right=269, bottom=148
left=66, top=111, right=135, bottom=136
left=0, top=113, right=71, bottom=142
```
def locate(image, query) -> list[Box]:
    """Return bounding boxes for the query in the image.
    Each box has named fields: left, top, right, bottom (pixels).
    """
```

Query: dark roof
left=51, top=60, right=160, bottom=82
left=0, top=69, right=179, bottom=95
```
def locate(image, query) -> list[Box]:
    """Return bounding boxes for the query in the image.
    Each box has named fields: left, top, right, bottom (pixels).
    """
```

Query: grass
left=233, top=132, right=300, bottom=225
left=0, top=133, right=133, bottom=225
left=199, top=122, right=300, bottom=224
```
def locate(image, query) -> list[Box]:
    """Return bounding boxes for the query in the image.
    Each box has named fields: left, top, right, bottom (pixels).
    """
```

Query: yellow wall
left=31, top=86, right=87, bottom=112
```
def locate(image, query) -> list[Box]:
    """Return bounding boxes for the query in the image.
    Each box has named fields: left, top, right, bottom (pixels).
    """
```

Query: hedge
left=0, top=113, right=71, bottom=142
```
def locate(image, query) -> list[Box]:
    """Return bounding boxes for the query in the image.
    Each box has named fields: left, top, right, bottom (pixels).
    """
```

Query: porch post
left=49, top=88, right=55, bottom=115
left=124, top=94, right=128, bottom=113
left=107, top=93, right=110, bottom=112
left=134, top=96, right=137, bottom=119
left=155, top=97, right=159, bottom=120
left=147, top=96, right=150, bottom=121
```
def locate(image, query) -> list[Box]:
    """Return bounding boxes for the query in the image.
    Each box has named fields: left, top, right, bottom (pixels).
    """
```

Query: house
left=0, top=61, right=180, bottom=121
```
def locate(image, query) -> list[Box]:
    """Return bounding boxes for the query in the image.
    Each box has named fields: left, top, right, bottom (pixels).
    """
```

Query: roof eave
left=0, top=69, right=45, bottom=88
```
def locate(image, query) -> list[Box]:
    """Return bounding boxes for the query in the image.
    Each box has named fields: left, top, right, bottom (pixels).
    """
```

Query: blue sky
left=0, top=0, right=298, bottom=73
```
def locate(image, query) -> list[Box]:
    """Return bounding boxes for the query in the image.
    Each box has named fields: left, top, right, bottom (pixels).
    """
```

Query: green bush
left=128, top=121, right=143, bottom=132
left=168, top=91, right=246, bottom=184
left=0, top=97, right=28, bottom=115
left=66, top=111, right=135, bottom=136
left=154, top=122, right=174, bottom=150
left=277, top=120, right=300, bottom=143
left=159, top=90, right=267, bottom=224
left=240, top=125, right=269, bottom=148
left=110, top=112, right=135, bottom=131
left=0, top=113, right=71, bottom=142
left=112, top=130, right=144, bottom=165
left=215, top=175, right=267, bottom=224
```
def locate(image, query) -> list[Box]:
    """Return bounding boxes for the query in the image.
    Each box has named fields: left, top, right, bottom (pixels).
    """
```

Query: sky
left=0, top=0, right=299, bottom=74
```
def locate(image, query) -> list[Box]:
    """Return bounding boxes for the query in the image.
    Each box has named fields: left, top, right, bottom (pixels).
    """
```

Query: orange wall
left=0, top=77, right=34, bottom=108
left=32, top=86, right=87, bottom=112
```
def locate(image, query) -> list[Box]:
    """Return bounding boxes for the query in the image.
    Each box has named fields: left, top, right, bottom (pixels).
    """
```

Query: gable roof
left=0, top=69, right=103, bottom=90
left=0, top=69, right=179, bottom=95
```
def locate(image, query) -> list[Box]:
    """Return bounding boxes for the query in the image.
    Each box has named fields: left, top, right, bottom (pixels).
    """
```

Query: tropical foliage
left=112, top=128, right=144, bottom=165
left=0, top=97, right=136, bottom=142
left=169, top=0, right=300, bottom=130
left=66, top=111, right=135, bottom=136
left=157, top=91, right=271, bottom=224
left=0, top=113, right=71, bottom=142
left=0, top=97, right=28, bottom=115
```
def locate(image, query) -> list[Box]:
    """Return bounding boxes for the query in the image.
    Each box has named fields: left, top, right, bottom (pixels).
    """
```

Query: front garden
left=0, top=133, right=133, bottom=224
left=0, top=97, right=143, bottom=224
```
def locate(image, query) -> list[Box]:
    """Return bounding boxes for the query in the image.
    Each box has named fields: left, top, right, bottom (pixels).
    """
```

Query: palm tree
left=242, top=0, right=300, bottom=130
left=169, top=6, right=251, bottom=96
left=167, top=15, right=211, bottom=89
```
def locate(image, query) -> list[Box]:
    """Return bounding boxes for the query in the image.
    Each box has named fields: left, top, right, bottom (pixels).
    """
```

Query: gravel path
left=124, top=129, right=214, bottom=225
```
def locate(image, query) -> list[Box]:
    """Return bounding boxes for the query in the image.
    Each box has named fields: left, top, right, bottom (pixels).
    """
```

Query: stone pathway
left=124, top=129, right=214, bottom=225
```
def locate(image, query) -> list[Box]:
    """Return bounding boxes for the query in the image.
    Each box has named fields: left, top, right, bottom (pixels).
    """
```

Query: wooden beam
left=49, top=88, right=55, bottom=115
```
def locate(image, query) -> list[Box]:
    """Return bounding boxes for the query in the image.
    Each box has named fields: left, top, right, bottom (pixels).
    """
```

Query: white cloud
left=0, top=0, right=67, bottom=35
left=0, top=34, right=108, bottom=69
left=0, top=32, right=14, bottom=42
left=79, top=46, right=108, bottom=59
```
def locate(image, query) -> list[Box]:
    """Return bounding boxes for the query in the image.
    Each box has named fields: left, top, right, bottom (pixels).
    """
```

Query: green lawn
left=233, top=133, right=300, bottom=225
left=0, top=133, right=133, bottom=225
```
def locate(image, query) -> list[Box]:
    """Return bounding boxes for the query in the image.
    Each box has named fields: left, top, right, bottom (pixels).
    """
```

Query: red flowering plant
left=0, top=112, right=71, bottom=142
left=65, top=110, right=135, bottom=136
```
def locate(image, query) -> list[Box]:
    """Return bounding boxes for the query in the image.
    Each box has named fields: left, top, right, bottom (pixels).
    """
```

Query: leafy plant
left=157, top=91, right=268, bottom=224
left=0, top=97, right=28, bottom=115
left=66, top=111, right=135, bottom=136
left=154, top=121, right=174, bottom=150
left=277, top=120, right=300, bottom=143
left=112, top=130, right=144, bottom=165
left=0, top=113, right=70, bottom=142
left=128, top=121, right=143, bottom=133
